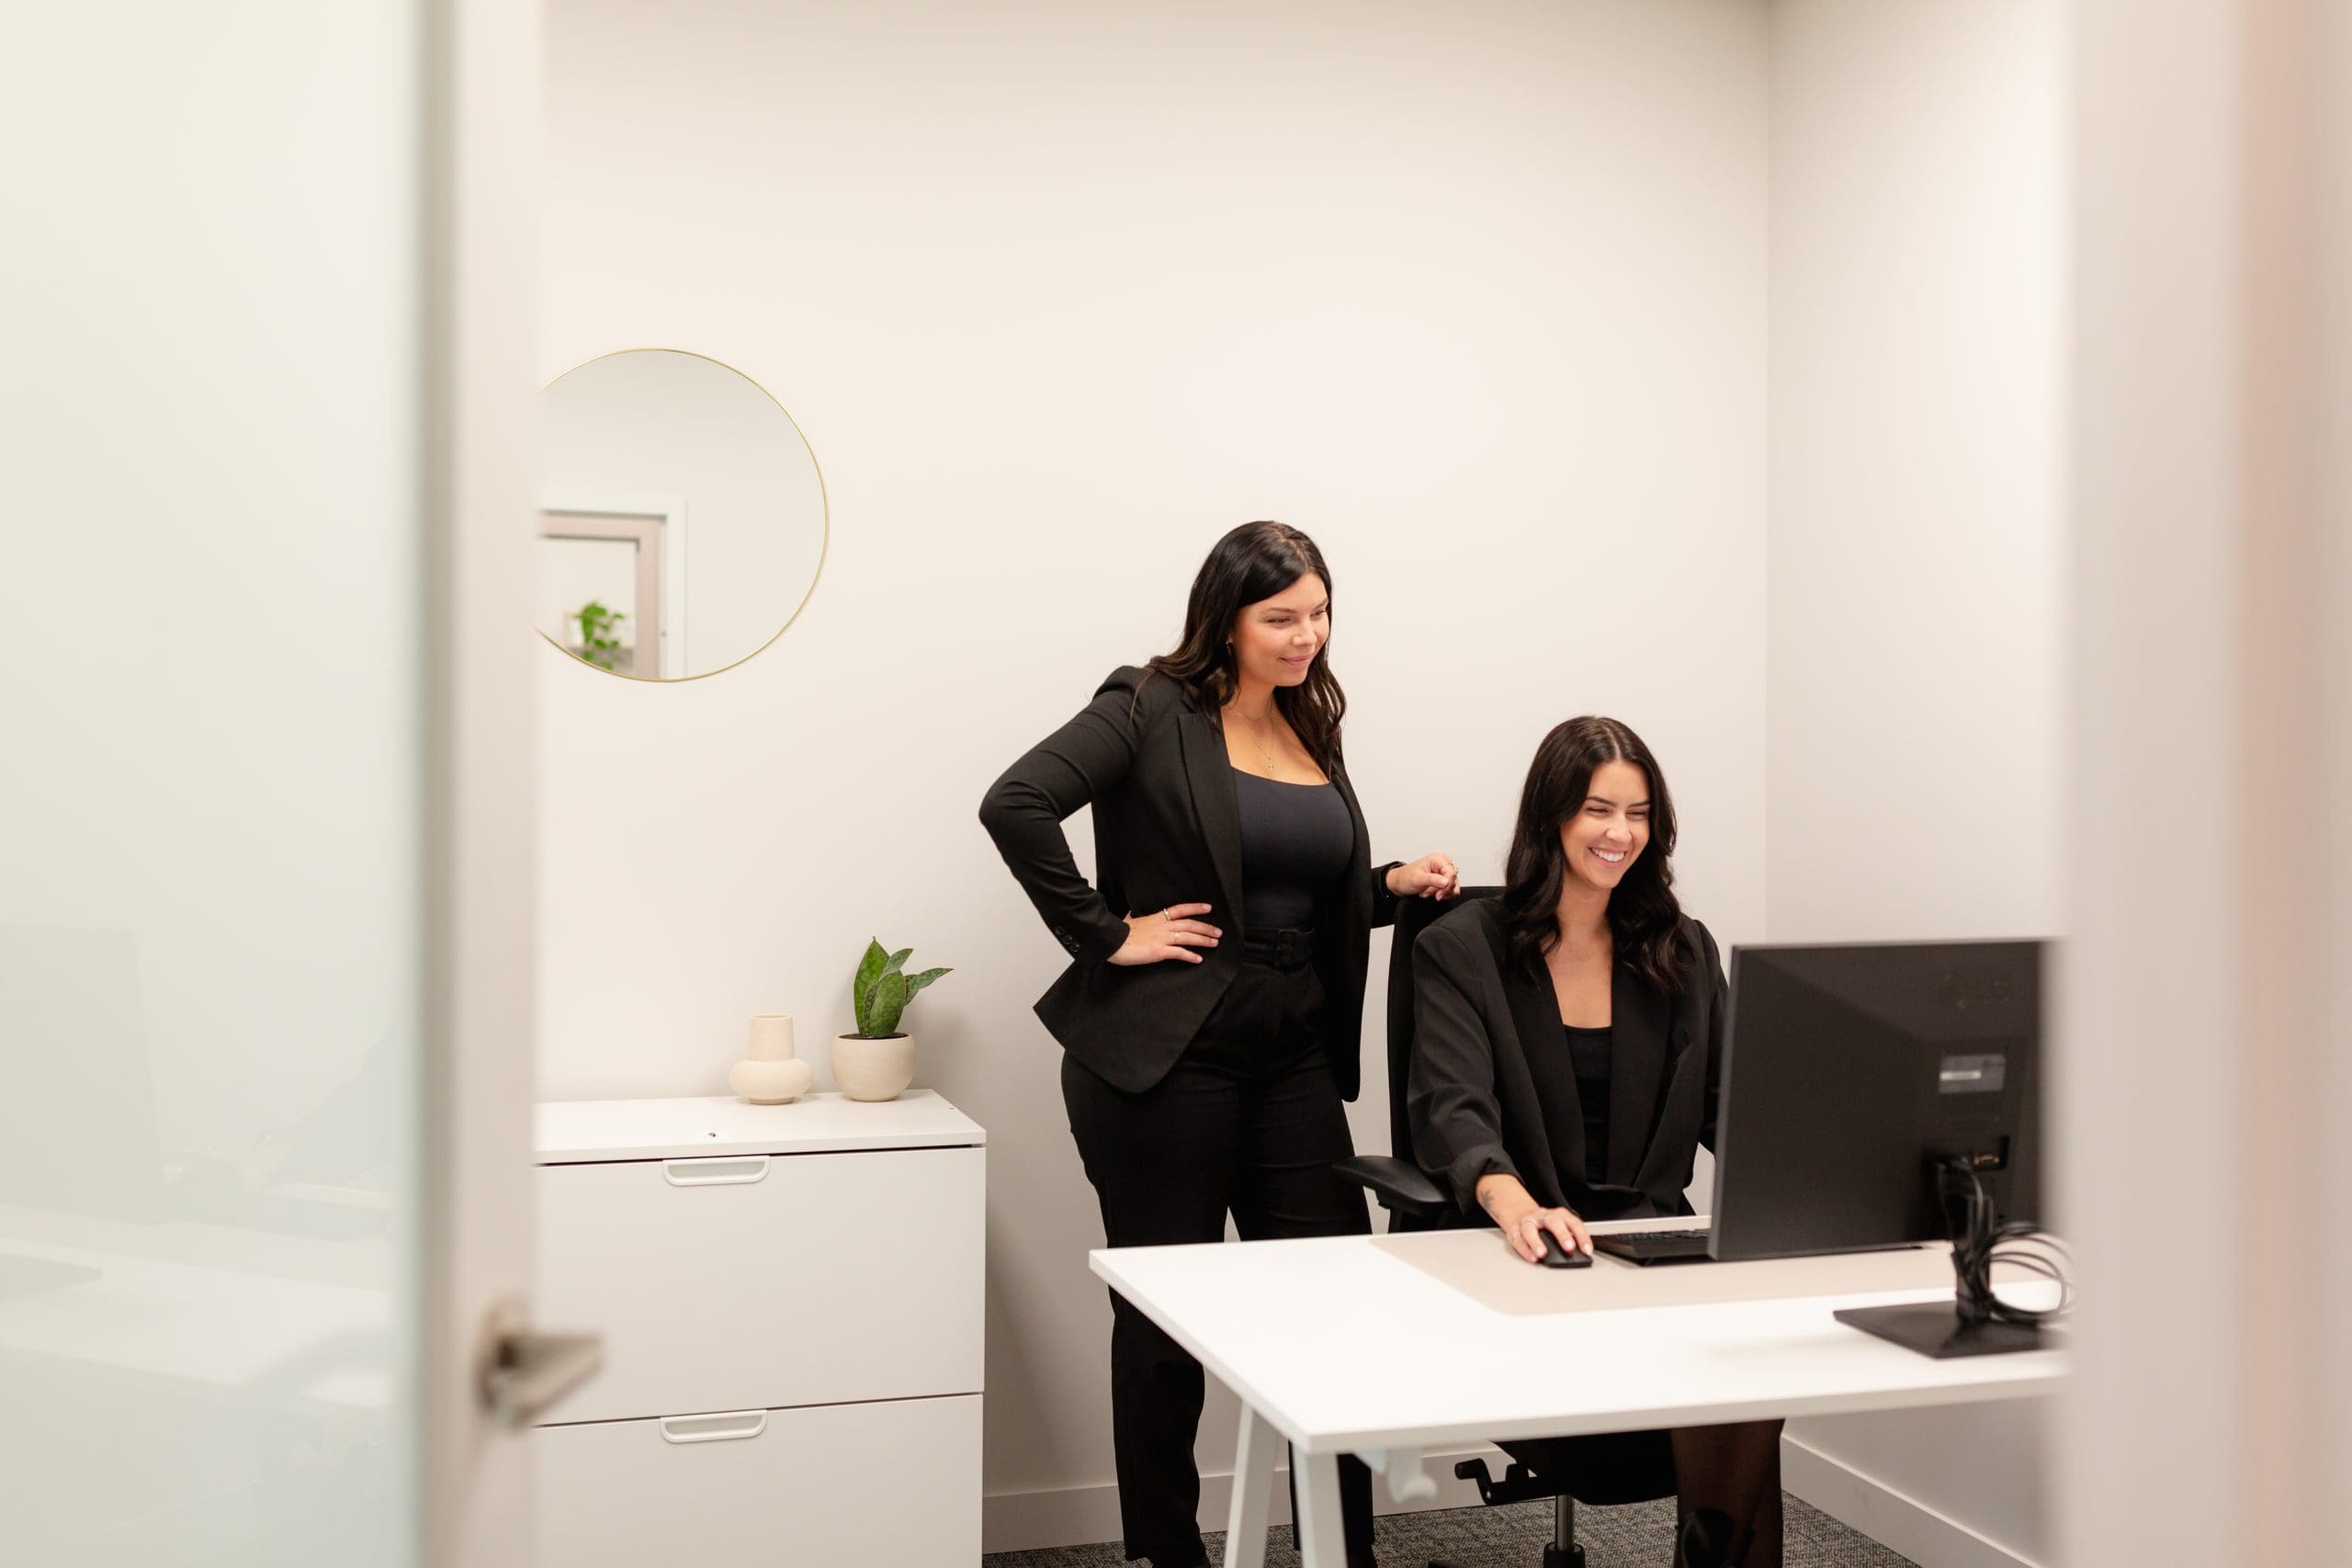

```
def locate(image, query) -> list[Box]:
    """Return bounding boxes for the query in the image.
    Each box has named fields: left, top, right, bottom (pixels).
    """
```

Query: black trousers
left=1063, top=947, right=1378, bottom=1568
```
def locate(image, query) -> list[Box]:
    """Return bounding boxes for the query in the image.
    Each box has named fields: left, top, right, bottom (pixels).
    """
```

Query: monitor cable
left=1939, top=1156, right=2073, bottom=1331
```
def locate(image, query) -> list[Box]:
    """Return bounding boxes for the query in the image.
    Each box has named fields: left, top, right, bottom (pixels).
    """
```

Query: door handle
left=662, top=1156, right=770, bottom=1187
left=475, top=1297, right=604, bottom=1426
left=659, top=1410, right=768, bottom=1444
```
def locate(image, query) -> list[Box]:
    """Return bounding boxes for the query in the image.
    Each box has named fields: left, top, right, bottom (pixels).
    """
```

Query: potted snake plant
left=831, top=939, right=951, bottom=1101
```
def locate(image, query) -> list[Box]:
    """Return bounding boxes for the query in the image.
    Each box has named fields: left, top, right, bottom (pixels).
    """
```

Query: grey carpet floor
left=983, top=1494, right=1915, bottom=1567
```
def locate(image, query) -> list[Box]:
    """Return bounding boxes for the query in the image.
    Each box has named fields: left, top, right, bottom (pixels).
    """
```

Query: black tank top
left=1525, top=1022, right=1616, bottom=1195
left=1231, top=769, right=1351, bottom=930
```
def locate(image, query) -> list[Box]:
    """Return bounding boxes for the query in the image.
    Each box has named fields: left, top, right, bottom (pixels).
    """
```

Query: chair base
left=1425, top=1546, right=1580, bottom=1568
left=1429, top=1460, right=1580, bottom=1568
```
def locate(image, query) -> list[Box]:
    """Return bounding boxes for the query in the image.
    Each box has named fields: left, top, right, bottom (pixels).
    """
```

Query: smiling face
left=1558, top=759, right=1652, bottom=897
left=1228, top=572, right=1329, bottom=694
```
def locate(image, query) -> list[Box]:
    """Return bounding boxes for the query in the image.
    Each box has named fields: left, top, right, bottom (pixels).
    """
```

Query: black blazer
left=1405, top=897, right=1726, bottom=1221
left=979, top=665, right=1401, bottom=1098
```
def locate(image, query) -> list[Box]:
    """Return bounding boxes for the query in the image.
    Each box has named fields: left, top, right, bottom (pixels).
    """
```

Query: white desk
left=0, top=1201, right=397, bottom=1564
left=1091, top=1217, right=2068, bottom=1568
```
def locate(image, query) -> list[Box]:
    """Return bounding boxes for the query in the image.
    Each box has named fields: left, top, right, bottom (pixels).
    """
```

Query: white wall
left=537, top=0, right=1769, bottom=1545
left=1765, top=2, right=2065, bottom=1563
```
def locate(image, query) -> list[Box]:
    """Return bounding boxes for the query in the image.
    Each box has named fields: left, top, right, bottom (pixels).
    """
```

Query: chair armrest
left=1332, top=1155, right=1451, bottom=1219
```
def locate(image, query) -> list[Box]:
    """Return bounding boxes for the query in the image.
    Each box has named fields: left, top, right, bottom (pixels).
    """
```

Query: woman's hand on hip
left=1386, top=852, right=1462, bottom=900
left=1108, top=903, right=1222, bottom=966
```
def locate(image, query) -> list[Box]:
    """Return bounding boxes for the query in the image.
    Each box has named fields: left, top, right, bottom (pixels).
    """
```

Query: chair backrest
left=1382, top=886, right=1504, bottom=1198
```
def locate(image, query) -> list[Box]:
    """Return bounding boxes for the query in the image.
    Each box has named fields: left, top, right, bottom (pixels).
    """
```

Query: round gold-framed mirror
left=536, top=348, right=828, bottom=681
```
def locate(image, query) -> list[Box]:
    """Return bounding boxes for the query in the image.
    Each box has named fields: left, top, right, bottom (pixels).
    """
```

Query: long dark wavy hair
left=1500, top=716, right=1691, bottom=994
left=1144, top=522, right=1346, bottom=769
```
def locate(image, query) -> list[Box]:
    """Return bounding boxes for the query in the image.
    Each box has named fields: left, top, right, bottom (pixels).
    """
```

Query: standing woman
left=980, top=522, right=1458, bottom=1568
left=1407, top=717, right=1781, bottom=1568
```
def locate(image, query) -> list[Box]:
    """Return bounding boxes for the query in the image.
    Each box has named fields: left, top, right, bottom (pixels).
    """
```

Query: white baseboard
left=982, top=1444, right=1509, bottom=1555
left=1781, top=1435, right=2040, bottom=1568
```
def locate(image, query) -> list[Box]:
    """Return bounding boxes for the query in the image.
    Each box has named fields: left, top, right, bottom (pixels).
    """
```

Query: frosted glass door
left=0, top=4, right=531, bottom=1565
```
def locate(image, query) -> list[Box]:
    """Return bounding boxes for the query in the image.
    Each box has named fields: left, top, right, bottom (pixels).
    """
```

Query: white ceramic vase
left=729, top=1013, right=813, bottom=1105
left=831, top=1032, right=914, bottom=1102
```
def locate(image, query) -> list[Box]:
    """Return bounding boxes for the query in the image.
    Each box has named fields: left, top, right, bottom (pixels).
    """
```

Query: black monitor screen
left=1710, top=940, right=2044, bottom=1261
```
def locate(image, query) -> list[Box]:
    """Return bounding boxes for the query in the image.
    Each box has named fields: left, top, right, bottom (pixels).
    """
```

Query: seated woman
left=1406, top=716, right=1782, bottom=1568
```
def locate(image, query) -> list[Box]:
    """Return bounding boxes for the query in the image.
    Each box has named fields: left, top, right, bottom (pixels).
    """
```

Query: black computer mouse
left=1538, top=1230, right=1593, bottom=1269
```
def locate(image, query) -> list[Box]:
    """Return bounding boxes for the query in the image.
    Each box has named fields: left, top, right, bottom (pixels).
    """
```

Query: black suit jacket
left=979, top=665, right=1401, bottom=1098
left=1405, top=898, right=1726, bottom=1221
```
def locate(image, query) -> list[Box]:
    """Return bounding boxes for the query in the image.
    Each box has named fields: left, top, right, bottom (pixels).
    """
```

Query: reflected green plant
left=572, top=599, right=627, bottom=671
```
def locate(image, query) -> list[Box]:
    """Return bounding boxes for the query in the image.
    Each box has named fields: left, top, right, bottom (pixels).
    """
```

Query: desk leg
left=1224, top=1404, right=1279, bottom=1568
left=1292, top=1450, right=1349, bottom=1568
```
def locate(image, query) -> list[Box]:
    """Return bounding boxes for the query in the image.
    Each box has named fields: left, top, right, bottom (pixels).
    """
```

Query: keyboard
left=1591, top=1228, right=1715, bottom=1266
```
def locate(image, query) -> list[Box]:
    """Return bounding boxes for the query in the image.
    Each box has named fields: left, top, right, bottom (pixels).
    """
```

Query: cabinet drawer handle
left=658, top=1410, right=768, bottom=1444
left=662, top=1156, right=770, bottom=1187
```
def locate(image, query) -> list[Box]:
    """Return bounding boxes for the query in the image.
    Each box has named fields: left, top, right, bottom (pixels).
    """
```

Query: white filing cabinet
left=533, top=1091, right=986, bottom=1567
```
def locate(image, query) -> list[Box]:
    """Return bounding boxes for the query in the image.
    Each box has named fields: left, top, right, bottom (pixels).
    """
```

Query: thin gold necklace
left=1232, top=701, right=1282, bottom=775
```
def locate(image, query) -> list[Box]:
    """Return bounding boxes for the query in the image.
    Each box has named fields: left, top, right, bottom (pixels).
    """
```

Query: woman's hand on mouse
left=1477, top=1173, right=1591, bottom=1263
left=1110, top=903, right=1222, bottom=965
left=1387, top=853, right=1462, bottom=900
left=1510, top=1206, right=1590, bottom=1264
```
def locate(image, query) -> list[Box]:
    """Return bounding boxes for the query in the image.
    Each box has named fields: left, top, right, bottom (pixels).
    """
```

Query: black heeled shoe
left=1673, top=1507, right=1753, bottom=1568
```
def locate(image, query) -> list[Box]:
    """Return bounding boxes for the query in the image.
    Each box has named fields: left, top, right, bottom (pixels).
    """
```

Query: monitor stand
left=1833, top=1301, right=2047, bottom=1359
left=1836, top=1157, right=2059, bottom=1358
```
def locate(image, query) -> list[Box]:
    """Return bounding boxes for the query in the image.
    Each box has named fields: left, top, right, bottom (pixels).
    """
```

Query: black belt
left=1240, top=925, right=1317, bottom=972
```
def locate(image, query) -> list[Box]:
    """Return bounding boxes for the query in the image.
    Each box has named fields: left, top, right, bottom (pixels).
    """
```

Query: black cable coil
left=1939, top=1156, right=2073, bottom=1330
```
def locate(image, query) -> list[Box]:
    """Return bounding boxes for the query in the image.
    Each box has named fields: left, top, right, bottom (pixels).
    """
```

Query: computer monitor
left=1708, top=939, right=2050, bottom=1355
left=0, top=924, right=166, bottom=1302
left=0, top=923, right=166, bottom=1226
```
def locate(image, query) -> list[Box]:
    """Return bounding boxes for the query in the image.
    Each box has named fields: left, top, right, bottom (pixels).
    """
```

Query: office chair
left=1332, top=888, right=1589, bottom=1568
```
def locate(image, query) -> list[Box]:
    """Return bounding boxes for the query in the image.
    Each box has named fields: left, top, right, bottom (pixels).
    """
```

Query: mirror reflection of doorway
left=535, top=349, right=824, bottom=682
left=537, top=510, right=671, bottom=677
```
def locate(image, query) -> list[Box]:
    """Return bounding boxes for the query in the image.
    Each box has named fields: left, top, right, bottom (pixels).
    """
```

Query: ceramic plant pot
left=831, top=1032, right=914, bottom=1102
